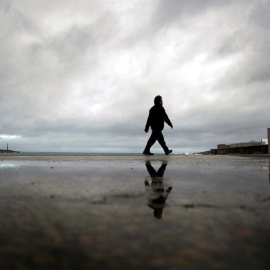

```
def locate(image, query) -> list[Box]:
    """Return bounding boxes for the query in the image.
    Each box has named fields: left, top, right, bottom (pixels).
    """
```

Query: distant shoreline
left=0, top=149, right=20, bottom=153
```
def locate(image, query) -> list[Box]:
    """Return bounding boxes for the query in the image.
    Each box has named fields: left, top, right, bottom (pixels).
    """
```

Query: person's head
left=154, top=95, right=163, bottom=105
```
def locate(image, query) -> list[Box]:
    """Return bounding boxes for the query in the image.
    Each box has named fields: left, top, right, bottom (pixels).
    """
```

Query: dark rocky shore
left=0, top=149, right=20, bottom=153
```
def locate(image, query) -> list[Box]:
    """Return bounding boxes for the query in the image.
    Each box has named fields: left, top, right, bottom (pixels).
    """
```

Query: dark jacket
left=145, top=104, right=172, bottom=131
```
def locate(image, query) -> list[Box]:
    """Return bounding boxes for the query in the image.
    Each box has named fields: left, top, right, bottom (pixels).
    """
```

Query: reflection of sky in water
left=0, top=163, right=17, bottom=168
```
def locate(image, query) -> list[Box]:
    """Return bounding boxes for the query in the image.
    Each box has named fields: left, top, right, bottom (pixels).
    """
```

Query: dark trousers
left=145, top=162, right=167, bottom=178
left=144, top=130, right=169, bottom=154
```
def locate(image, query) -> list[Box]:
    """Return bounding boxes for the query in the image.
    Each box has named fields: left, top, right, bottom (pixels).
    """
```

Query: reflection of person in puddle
left=145, top=161, right=172, bottom=219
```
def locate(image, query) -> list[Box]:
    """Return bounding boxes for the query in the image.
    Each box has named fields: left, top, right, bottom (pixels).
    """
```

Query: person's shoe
left=165, top=150, right=172, bottom=155
left=143, top=151, right=154, bottom=155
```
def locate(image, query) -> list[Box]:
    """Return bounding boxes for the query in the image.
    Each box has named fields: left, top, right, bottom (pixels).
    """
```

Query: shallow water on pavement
left=0, top=157, right=270, bottom=270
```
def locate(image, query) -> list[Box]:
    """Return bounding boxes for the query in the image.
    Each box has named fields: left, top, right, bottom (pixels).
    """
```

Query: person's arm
left=144, top=110, right=152, bottom=132
left=164, top=186, right=173, bottom=199
left=144, top=179, right=150, bottom=186
left=163, top=108, right=173, bottom=129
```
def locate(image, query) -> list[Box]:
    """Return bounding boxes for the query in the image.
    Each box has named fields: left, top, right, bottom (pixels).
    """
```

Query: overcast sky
left=0, top=0, right=269, bottom=153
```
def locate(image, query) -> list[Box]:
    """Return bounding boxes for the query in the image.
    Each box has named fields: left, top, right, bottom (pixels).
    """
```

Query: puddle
left=0, top=163, right=17, bottom=168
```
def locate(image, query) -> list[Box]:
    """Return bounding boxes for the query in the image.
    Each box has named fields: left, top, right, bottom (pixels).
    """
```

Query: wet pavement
left=0, top=156, right=270, bottom=269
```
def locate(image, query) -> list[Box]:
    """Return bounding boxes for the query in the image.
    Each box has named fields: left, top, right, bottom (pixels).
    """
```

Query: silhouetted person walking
left=143, top=95, right=173, bottom=155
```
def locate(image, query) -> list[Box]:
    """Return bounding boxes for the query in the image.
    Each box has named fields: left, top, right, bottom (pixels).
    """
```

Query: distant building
left=203, top=128, right=270, bottom=155
left=268, top=128, right=270, bottom=155
left=217, top=140, right=268, bottom=155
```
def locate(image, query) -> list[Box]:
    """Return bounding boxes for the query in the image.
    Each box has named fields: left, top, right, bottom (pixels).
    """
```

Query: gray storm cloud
left=0, top=0, right=269, bottom=153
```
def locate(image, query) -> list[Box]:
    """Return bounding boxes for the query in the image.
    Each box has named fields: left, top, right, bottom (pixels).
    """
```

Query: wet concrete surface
left=0, top=156, right=270, bottom=269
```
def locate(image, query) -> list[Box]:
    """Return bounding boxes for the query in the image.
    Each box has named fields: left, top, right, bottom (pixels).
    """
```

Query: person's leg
left=156, top=162, right=167, bottom=177
left=145, top=161, right=157, bottom=177
left=156, top=131, right=169, bottom=154
left=143, top=131, right=157, bottom=154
